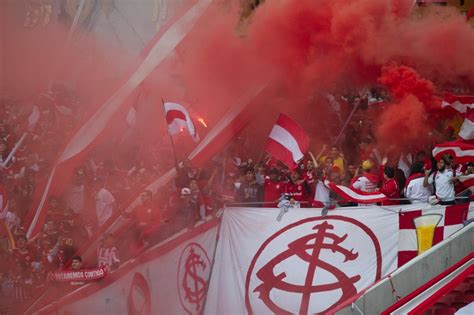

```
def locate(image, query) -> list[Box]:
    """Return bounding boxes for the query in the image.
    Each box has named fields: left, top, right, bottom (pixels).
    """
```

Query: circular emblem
left=245, top=216, right=382, bottom=314
left=127, top=272, right=151, bottom=315
left=177, top=243, right=211, bottom=315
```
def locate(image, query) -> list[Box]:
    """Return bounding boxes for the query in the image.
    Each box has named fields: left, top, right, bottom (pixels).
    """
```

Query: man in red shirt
left=11, top=235, right=36, bottom=270
left=285, top=171, right=311, bottom=206
left=379, top=166, right=400, bottom=205
left=263, top=168, right=285, bottom=207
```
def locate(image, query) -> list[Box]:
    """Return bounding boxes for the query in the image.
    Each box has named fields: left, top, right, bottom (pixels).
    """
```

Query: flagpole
left=333, top=101, right=360, bottom=146
left=161, top=99, right=179, bottom=166
left=1, top=132, right=27, bottom=168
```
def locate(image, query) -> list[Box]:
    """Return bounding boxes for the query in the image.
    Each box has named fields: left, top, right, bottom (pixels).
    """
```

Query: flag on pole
left=24, top=0, right=213, bottom=239
left=325, top=180, right=389, bottom=204
left=264, top=113, right=309, bottom=169
left=163, top=102, right=200, bottom=142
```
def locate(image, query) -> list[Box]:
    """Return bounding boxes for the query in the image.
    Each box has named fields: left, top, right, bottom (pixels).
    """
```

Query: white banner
left=204, top=207, right=399, bottom=315
left=36, top=219, right=219, bottom=315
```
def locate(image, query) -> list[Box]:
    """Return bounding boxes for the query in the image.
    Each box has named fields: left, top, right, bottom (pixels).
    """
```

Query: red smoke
left=378, top=64, right=439, bottom=109
left=376, top=95, right=431, bottom=150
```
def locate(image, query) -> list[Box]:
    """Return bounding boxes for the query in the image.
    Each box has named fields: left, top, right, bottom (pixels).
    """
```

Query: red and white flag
left=264, top=113, right=309, bottom=169
left=25, top=0, right=212, bottom=239
left=458, top=109, right=474, bottom=141
left=432, top=140, right=474, bottom=164
left=458, top=174, right=474, bottom=190
left=325, top=180, right=389, bottom=204
left=163, top=102, right=200, bottom=142
left=442, top=92, right=474, bottom=115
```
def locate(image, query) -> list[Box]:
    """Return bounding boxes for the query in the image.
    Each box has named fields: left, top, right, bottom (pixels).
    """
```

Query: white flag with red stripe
left=163, top=102, right=200, bottom=142
left=325, top=180, right=389, bottom=204
left=25, top=0, right=212, bottom=239
left=264, top=113, right=309, bottom=169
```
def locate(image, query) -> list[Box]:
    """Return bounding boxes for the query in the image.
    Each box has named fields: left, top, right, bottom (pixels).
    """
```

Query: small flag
left=264, top=114, right=309, bottom=169
left=163, top=102, right=200, bottom=142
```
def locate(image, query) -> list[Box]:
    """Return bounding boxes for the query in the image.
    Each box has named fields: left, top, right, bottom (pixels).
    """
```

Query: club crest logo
left=245, top=216, right=382, bottom=314
left=178, top=242, right=211, bottom=315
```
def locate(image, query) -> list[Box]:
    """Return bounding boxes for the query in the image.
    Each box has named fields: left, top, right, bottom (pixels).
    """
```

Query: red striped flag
left=164, top=102, right=199, bottom=142
left=441, top=92, right=474, bottom=116
left=458, top=174, right=474, bottom=190
left=458, top=109, right=474, bottom=141
left=25, top=0, right=213, bottom=239
left=325, top=180, right=389, bottom=204
left=432, top=140, right=474, bottom=164
left=264, top=114, right=309, bottom=169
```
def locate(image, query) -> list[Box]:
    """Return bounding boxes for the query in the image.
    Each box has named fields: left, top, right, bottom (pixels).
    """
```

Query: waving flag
left=458, top=174, right=474, bottom=191
left=325, top=180, right=389, bottom=204
left=25, top=0, right=213, bottom=239
left=434, top=93, right=474, bottom=163
left=458, top=109, right=474, bottom=141
left=442, top=92, right=474, bottom=115
left=265, top=113, right=309, bottom=169
left=163, top=102, right=199, bottom=142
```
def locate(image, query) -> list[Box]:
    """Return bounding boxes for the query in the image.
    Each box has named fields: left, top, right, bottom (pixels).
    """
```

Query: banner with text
left=37, top=219, right=219, bottom=315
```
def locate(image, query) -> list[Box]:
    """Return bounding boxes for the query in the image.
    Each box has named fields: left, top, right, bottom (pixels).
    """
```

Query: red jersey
left=12, top=247, right=36, bottom=268
left=263, top=179, right=285, bottom=206
left=285, top=182, right=309, bottom=203
left=380, top=178, right=400, bottom=205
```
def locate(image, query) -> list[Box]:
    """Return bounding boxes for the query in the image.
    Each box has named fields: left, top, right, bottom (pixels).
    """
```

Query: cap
left=362, top=160, right=373, bottom=170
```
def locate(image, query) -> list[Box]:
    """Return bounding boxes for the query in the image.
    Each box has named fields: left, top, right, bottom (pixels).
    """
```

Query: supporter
left=313, top=169, right=330, bottom=207
left=43, top=220, right=59, bottom=245
left=379, top=166, right=400, bottom=205
left=70, top=256, right=83, bottom=271
left=132, top=190, right=161, bottom=233
left=173, top=187, right=198, bottom=230
left=263, top=168, right=285, bottom=207
left=65, top=167, right=87, bottom=215
left=352, top=160, right=378, bottom=192
left=235, top=168, right=263, bottom=205
left=97, top=234, right=120, bottom=272
left=405, top=162, right=432, bottom=203
left=423, top=156, right=461, bottom=205
left=94, top=179, right=116, bottom=227
left=284, top=170, right=311, bottom=206
left=45, top=196, right=64, bottom=225
left=175, top=159, right=199, bottom=189
left=11, top=235, right=36, bottom=270
left=320, top=146, right=346, bottom=177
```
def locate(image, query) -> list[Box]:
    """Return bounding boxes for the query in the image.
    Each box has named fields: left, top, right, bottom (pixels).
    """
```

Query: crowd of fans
left=0, top=86, right=472, bottom=311
left=0, top=86, right=173, bottom=309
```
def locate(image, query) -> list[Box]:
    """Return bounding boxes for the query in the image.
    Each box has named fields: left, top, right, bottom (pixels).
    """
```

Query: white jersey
left=428, top=169, right=461, bottom=202
left=405, top=177, right=432, bottom=203
left=352, top=176, right=377, bottom=192
left=98, top=246, right=120, bottom=271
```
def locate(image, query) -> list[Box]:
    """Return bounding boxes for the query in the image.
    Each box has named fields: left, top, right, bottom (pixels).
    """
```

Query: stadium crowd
left=0, top=86, right=472, bottom=310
